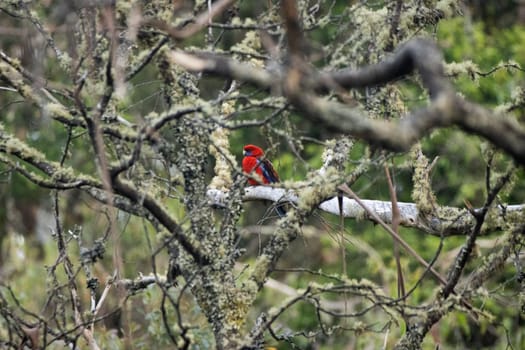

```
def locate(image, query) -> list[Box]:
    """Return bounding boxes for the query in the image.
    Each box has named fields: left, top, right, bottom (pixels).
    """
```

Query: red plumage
left=242, top=144, right=280, bottom=185
left=242, top=144, right=286, bottom=216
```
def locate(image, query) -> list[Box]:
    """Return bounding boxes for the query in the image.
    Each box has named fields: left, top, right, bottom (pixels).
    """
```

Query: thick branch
left=171, top=39, right=525, bottom=166
left=207, top=187, right=523, bottom=236
left=323, top=38, right=451, bottom=98
left=281, top=0, right=304, bottom=57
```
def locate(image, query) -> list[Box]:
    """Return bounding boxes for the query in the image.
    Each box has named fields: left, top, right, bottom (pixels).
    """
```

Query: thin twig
left=384, top=165, right=406, bottom=299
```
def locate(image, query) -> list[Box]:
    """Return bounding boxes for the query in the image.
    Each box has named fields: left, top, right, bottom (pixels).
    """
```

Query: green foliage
left=438, top=17, right=525, bottom=105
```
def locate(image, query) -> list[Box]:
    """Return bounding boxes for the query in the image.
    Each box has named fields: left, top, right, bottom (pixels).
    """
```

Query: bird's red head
left=243, top=144, right=264, bottom=158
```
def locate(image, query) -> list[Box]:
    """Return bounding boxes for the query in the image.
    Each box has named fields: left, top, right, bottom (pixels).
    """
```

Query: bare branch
left=171, top=39, right=525, bottom=165
left=208, top=187, right=524, bottom=236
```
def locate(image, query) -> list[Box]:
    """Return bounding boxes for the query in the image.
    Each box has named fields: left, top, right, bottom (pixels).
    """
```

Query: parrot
left=242, top=144, right=286, bottom=216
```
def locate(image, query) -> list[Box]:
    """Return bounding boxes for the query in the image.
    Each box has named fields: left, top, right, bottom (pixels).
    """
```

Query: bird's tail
left=275, top=203, right=286, bottom=217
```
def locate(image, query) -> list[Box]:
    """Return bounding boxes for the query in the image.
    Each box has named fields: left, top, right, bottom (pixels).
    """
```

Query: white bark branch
left=207, top=187, right=523, bottom=236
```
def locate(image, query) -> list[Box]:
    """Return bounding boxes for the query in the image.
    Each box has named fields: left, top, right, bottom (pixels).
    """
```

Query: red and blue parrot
left=242, top=144, right=286, bottom=216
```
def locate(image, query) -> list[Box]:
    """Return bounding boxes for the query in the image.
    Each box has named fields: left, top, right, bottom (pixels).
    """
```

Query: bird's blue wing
left=259, top=159, right=280, bottom=183
left=257, top=159, right=286, bottom=216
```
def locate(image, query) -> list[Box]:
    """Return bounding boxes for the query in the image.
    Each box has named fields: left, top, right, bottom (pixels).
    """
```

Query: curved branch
left=170, top=38, right=525, bottom=166
left=324, top=38, right=450, bottom=98
left=113, top=179, right=208, bottom=264
left=295, top=92, right=525, bottom=166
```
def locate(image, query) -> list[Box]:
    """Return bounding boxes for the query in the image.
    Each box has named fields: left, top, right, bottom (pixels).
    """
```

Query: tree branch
left=170, top=38, right=525, bottom=166
left=0, top=126, right=207, bottom=264
left=207, top=187, right=523, bottom=236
